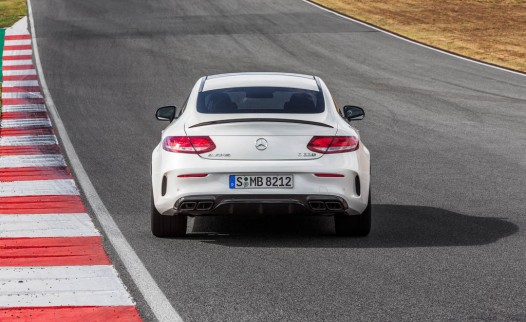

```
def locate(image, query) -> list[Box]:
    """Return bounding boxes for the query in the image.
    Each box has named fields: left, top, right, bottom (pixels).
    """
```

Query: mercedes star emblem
left=255, top=138, right=268, bottom=151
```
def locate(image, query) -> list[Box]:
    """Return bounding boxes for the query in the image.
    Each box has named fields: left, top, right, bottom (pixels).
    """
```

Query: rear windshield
left=197, top=87, right=325, bottom=114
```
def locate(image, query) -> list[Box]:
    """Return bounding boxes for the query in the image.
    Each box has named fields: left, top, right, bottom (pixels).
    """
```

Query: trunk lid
left=184, top=117, right=337, bottom=160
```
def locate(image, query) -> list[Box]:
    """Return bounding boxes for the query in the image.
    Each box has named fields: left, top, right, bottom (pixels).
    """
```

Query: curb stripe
left=1, top=103, right=46, bottom=112
left=0, top=145, right=61, bottom=156
left=0, top=155, right=65, bottom=168
left=2, top=80, right=41, bottom=87
left=0, top=118, right=51, bottom=128
left=4, top=35, right=30, bottom=40
left=3, top=45, right=31, bottom=50
left=0, top=214, right=97, bottom=237
left=2, top=86, right=41, bottom=92
left=0, top=236, right=111, bottom=266
left=0, top=306, right=141, bottom=321
left=2, top=55, right=32, bottom=60
left=0, top=195, right=85, bottom=214
left=1, top=98, right=45, bottom=105
left=2, top=69, right=37, bottom=76
left=0, top=135, right=56, bottom=146
left=0, top=179, right=78, bottom=197
left=2, top=50, right=32, bottom=56
left=1, top=74, right=38, bottom=80
left=0, top=111, right=47, bottom=119
left=0, top=167, right=71, bottom=181
left=2, top=60, right=33, bottom=66
left=0, top=127, right=53, bottom=136
left=2, top=92, right=43, bottom=99
left=2, top=64, right=34, bottom=70
left=0, top=266, right=134, bottom=307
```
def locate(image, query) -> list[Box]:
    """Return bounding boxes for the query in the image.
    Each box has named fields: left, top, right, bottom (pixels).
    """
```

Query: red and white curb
left=1, top=18, right=142, bottom=321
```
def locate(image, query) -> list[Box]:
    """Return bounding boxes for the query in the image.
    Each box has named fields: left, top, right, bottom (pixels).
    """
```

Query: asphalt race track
left=30, top=0, right=526, bottom=321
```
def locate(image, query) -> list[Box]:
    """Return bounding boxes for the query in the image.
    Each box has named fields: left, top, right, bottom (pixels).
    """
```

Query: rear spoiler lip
left=188, top=118, right=334, bottom=129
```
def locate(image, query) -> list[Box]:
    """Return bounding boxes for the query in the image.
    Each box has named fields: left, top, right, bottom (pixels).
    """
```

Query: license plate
left=229, top=175, right=294, bottom=189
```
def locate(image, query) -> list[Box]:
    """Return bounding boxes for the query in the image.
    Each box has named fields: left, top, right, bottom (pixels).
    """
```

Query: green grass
left=1, top=0, right=27, bottom=115
left=0, top=0, right=27, bottom=28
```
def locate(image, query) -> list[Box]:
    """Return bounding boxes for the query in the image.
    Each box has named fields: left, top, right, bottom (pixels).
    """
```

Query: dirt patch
left=311, top=0, right=526, bottom=72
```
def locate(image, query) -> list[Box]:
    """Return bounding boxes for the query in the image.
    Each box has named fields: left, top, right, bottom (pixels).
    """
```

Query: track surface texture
left=30, top=0, right=526, bottom=321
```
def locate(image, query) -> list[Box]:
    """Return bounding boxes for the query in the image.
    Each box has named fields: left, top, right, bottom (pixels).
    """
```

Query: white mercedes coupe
left=151, top=73, right=371, bottom=237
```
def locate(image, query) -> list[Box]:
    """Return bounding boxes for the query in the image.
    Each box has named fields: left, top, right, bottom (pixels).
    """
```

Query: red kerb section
left=0, top=195, right=86, bottom=214
left=2, top=55, right=33, bottom=60
left=0, top=166, right=71, bottom=182
left=0, top=236, right=111, bottom=266
left=1, top=111, right=47, bottom=119
left=4, top=35, right=31, bottom=40
left=2, top=65, right=34, bottom=71
left=2, top=98, right=45, bottom=105
left=0, top=306, right=141, bottom=322
left=2, top=86, right=41, bottom=92
left=0, top=145, right=61, bottom=157
left=2, top=75, right=38, bottom=81
left=3, top=45, right=31, bottom=51
left=0, top=127, right=53, bottom=136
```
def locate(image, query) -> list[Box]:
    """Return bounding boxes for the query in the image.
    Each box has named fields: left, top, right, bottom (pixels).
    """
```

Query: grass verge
left=1, top=0, right=28, bottom=115
left=0, top=0, right=27, bottom=28
left=311, top=0, right=526, bottom=73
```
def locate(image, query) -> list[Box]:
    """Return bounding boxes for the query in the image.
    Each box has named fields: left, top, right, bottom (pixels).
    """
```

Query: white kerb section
left=2, top=80, right=40, bottom=87
left=0, top=135, right=57, bottom=146
left=0, top=266, right=134, bottom=307
left=0, top=179, right=78, bottom=197
left=2, top=50, right=32, bottom=56
left=1, top=104, right=46, bottom=112
left=0, top=155, right=66, bottom=168
left=2, top=60, right=33, bottom=66
left=0, top=214, right=99, bottom=238
left=0, top=118, right=51, bottom=128
left=3, top=39, right=31, bottom=46
left=2, top=69, right=36, bottom=76
left=2, top=92, right=43, bottom=99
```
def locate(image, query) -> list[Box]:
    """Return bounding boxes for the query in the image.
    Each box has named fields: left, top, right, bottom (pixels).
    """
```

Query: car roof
left=202, top=72, right=320, bottom=92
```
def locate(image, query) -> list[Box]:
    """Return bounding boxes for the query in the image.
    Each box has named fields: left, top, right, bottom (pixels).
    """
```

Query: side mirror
left=343, top=106, right=365, bottom=121
left=156, top=106, right=180, bottom=122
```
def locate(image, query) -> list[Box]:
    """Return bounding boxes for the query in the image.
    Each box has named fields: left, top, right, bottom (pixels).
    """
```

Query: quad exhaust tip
left=308, top=200, right=344, bottom=212
left=179, top=200, right=214, bottom=211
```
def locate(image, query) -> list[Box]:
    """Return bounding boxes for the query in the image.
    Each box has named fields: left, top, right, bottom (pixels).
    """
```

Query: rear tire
left=151, top=193, right=187, bottom=237
left=335, top=190, right=371, bottom=237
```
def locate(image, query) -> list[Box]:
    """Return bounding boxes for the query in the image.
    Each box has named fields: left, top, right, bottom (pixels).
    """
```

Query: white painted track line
left=27, top=0, right=183, bottom=320
left=2, top=59, right=33, bottom=66
left=1, top=103, right=46, bottom=112
left=0, top=155, right=65, bottom=168
left=0, top=179, right=78, bottom=197
left=0, top=135, right=57, bottom=146
left=0, top=266, right=134, bottom=307
left=0, top=214, right=99, bottom=238
left=0, top=118, right=51, bottom=128
left=2, top=92, right=43, bottom=99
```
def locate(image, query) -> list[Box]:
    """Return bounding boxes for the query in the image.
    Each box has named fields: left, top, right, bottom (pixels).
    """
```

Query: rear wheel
left=151, top=193, right=187, bottom=237
left=335, top=190, right=371, bottom=237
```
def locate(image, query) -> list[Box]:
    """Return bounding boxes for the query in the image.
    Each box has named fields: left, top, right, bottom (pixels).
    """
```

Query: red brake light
left=163, top=136, right=216, bottom=154
left=314, top=173, right=345, bottom=177
left=307, top=136, right=359, bottom=154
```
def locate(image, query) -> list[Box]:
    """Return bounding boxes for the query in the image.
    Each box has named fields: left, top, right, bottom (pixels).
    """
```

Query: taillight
left=307, top=136, right=359, bottom=154
left=162, top=136, right=216, bottom=154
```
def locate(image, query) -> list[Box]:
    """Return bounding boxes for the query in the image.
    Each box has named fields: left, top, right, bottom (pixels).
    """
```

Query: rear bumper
left=161, top=194, right=361, bottom=216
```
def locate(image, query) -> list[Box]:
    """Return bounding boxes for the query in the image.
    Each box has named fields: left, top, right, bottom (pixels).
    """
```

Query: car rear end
left=152, top=74, right=370, bottom=219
